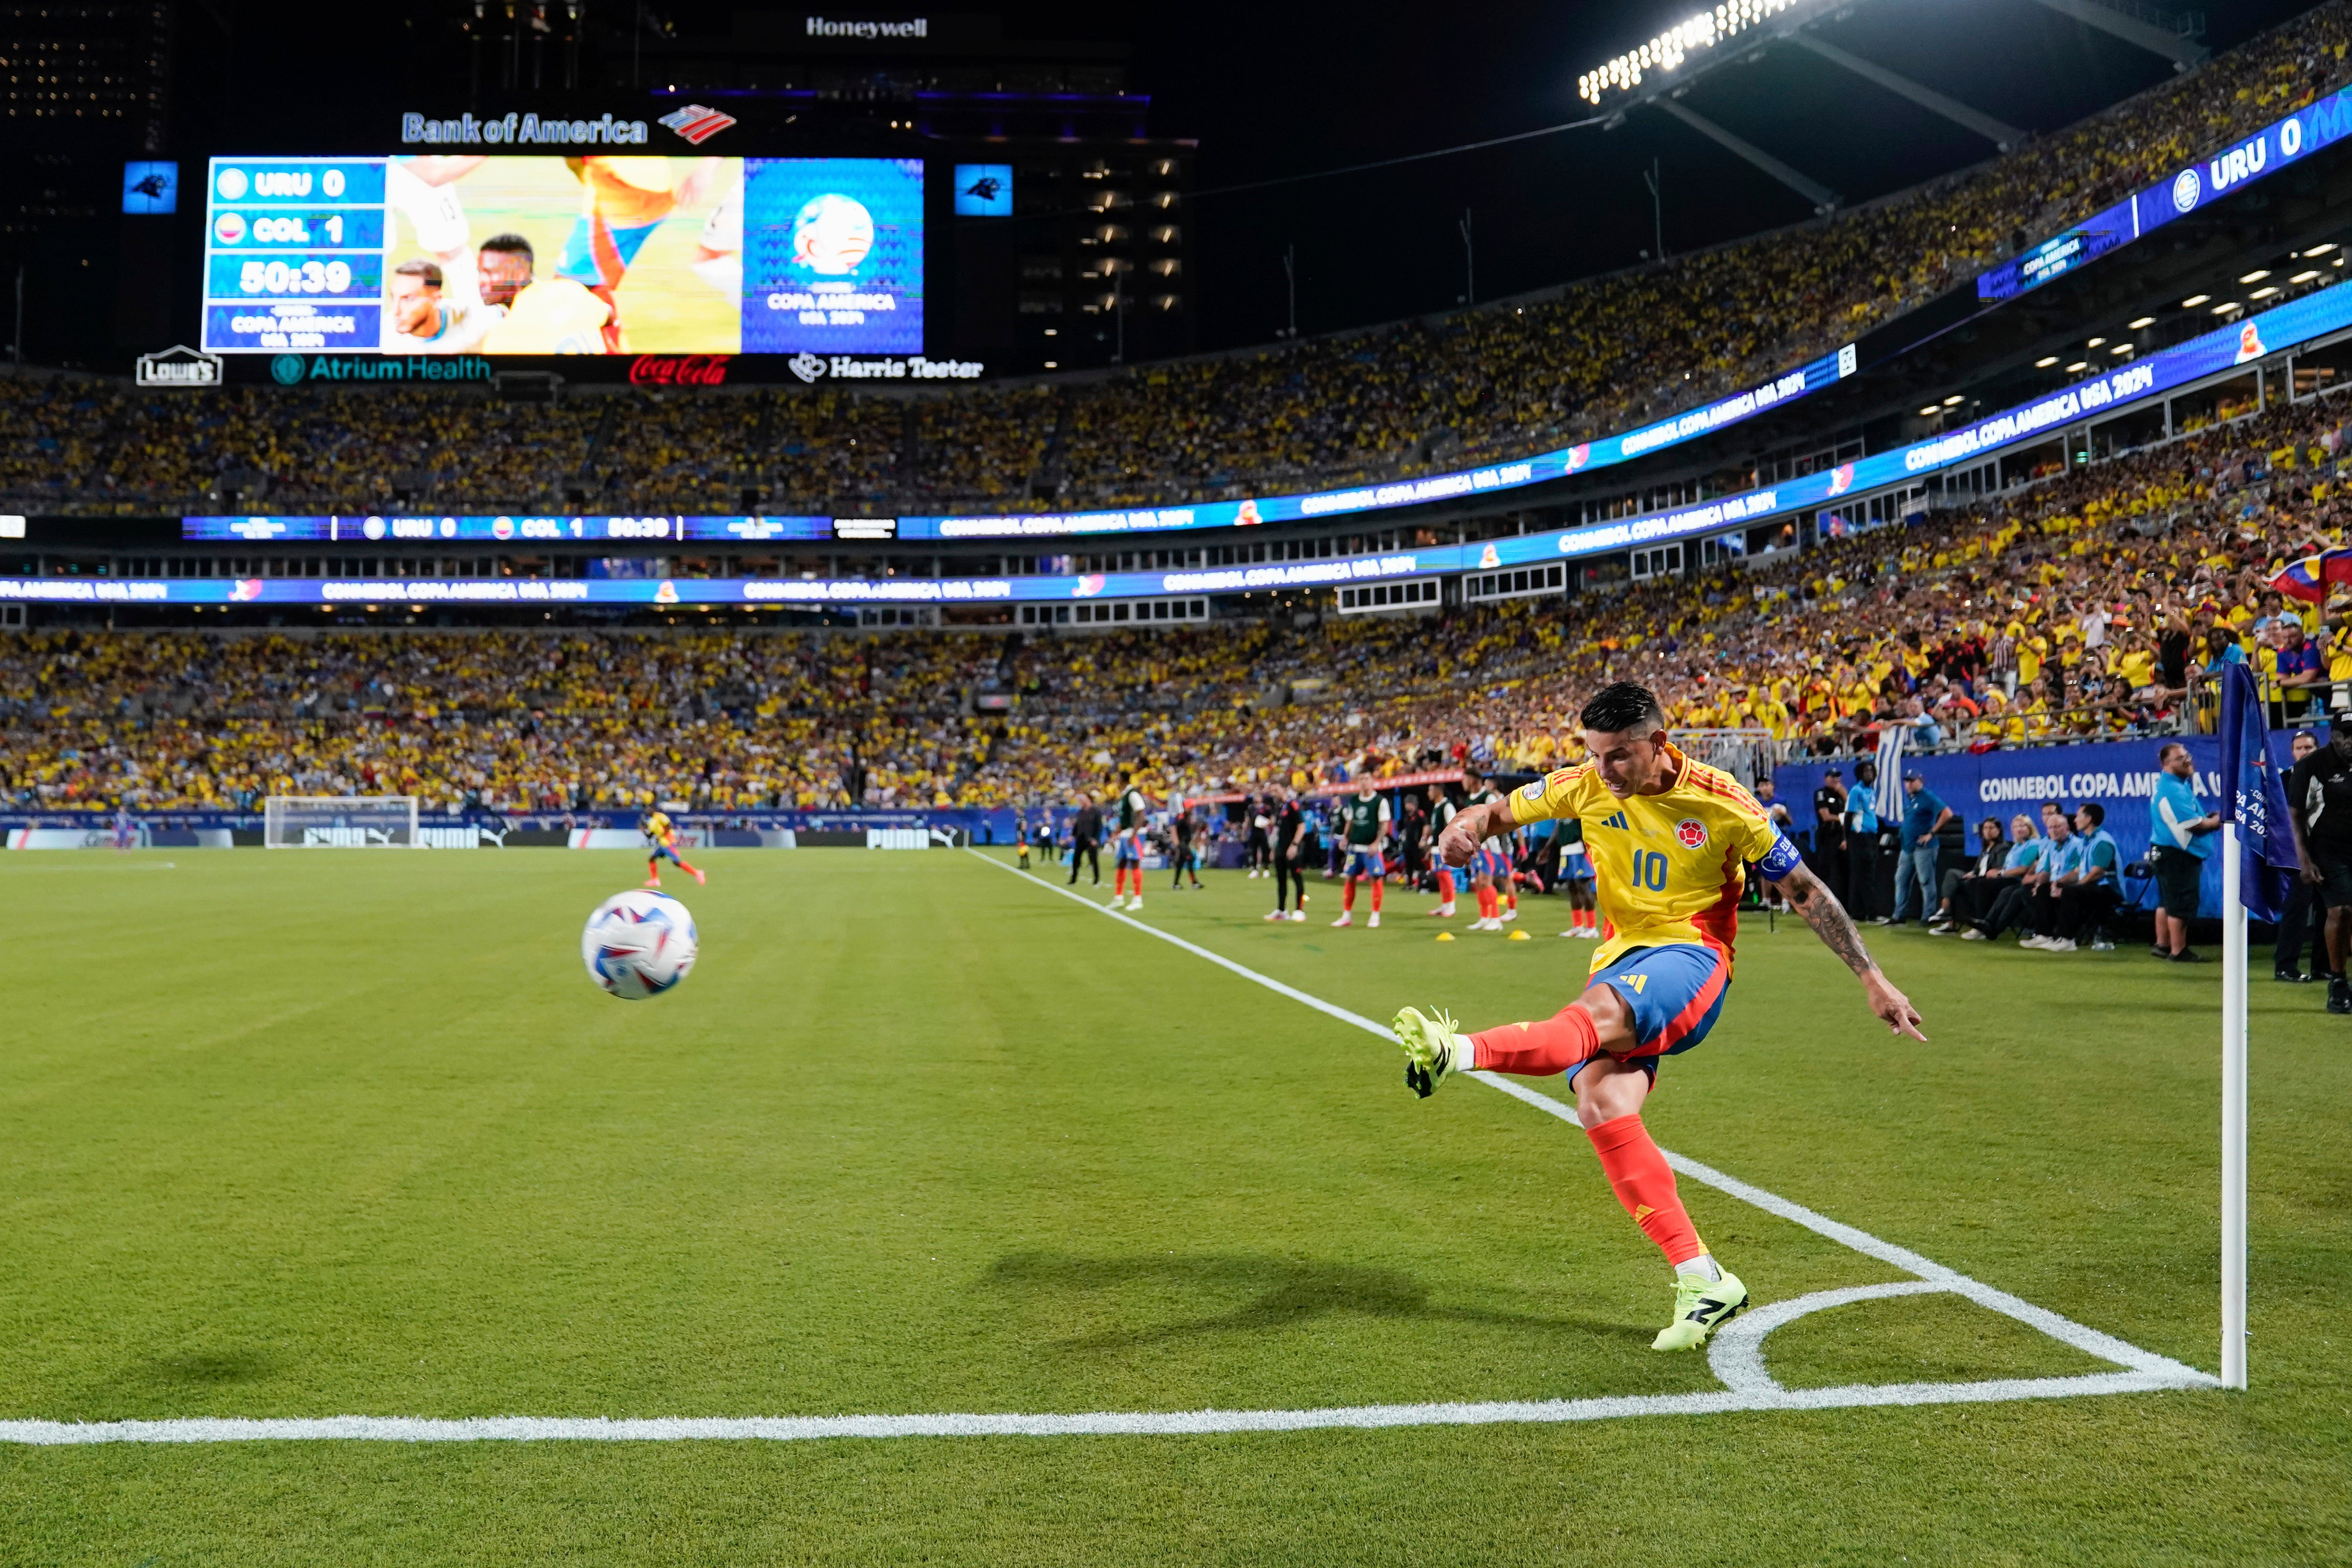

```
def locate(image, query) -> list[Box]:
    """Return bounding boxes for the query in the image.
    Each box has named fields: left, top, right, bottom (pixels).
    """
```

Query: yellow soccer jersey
left=1502, top=744, right=1799, bottom=974
left=645, top=811, right=675, bottom=847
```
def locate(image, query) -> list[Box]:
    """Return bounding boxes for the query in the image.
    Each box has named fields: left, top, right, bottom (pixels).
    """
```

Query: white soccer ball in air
left=581, top=890, right=698, bottom=1000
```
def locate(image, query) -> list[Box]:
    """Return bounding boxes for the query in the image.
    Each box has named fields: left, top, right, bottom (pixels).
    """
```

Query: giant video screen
left=200, top=155, right=924, bottom=356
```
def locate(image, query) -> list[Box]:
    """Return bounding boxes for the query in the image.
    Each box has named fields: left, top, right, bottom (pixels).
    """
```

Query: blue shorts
left=1583, top=943, right=1731, bottom=1079
left=1344, top=846, right=1386, bottom=878
left=649, top=843, right=682, bottom=864
left=1562, top=854, right=1595, bottom=886
left=1114, top=833, right=1142, bottom=865
left=1469, top=847, right=1510, bottom=881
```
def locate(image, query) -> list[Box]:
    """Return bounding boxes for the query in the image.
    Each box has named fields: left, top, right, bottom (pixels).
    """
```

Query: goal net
left=263, top=796, right=422, bottom=849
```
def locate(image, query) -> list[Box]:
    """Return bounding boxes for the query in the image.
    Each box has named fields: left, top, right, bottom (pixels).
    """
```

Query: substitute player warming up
left=1331, top=781, right=1391, bottom=928
left=1391, top=683, right=1924, bottom=1351
left=642, top=809, right=706, bottom=889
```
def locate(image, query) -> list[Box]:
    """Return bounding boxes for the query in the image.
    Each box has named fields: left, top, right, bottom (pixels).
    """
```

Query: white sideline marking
left=0, top=1372, right=2203, bottom=1446
left=0, top=857, right=2215, bottom=1448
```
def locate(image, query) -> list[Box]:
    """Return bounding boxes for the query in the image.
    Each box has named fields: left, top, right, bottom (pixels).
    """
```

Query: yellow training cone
left=1435, top=932, right=1456, bottom=943
left=1507, top=930, right=1531, bottom=941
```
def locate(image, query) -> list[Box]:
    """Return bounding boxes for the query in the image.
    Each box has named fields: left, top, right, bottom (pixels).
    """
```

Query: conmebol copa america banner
left=148, top=274, right=2352, bottom=606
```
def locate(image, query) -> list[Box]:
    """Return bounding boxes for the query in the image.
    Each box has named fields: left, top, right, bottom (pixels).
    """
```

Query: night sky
left=1025, top=0, right=2322, bottom=349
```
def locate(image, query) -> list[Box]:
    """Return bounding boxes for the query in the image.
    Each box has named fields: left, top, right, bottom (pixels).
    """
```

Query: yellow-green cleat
left=1651, top=1267, right=1748, bottom=1351
left=1391, top=1005, right=1471, bottom=1099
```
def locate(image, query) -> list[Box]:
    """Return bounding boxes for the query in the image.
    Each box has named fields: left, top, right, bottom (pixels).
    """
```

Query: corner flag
left=2212, top=661, right=2285, bottom=1391
left=2217, top=662, right=2296, bottom=920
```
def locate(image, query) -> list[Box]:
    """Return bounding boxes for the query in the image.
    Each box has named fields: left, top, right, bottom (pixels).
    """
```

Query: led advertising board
left=1978, top=87, right=2352, bottom=303
left=171, top=274, right=2352, bottom=594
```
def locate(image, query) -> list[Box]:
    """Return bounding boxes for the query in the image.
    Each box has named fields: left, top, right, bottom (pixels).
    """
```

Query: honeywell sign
left=805, top=14, right=930, bottom=38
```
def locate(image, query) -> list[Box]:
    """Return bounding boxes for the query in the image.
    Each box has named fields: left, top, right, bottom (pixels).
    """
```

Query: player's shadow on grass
left=986, top=1251, right=1635, bottom=1349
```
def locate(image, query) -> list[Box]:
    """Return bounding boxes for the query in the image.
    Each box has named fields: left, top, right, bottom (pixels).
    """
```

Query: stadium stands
left=5, top=2, right=2350, bottom=520
left=7, top=370, right=2352, bottom=818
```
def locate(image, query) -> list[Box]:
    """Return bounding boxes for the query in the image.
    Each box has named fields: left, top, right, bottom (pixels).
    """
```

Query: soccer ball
left=581, top=890, right=698, bottom=1000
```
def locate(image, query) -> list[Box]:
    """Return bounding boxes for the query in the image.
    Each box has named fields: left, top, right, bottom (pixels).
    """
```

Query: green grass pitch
left=1, top=847, right=2347, bottom=1565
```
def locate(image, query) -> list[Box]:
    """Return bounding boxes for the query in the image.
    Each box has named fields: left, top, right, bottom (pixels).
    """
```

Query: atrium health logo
left=270, top=354, right=307, bottom=385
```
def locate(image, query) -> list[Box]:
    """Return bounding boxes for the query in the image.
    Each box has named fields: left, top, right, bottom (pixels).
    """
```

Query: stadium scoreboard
left=204, top=161, right=388, bottom=352
left=200, top=151, right=929, bottom=362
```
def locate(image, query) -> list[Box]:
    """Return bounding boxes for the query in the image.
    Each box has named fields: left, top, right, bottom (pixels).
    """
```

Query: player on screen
left=554, top=155, right=729, bottom=352
left=1329, top=781, right=1390, bottom=929
left=476, top=233, right=615, bottom=355
left=641, top=810, right=706, bottom=889
left=385, top=155, right=489, bottom=332
left=1108, top=772, right=1152, bottom=911
left=381, top=260, right=498, bottom=353
left=1390, top=683, right=1925, bottom=1352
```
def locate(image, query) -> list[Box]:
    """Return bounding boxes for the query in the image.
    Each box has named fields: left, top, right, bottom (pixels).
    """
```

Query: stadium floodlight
left=2305, top=243, right=2340, bottom=256
left=2250, top=286, right=2280, bottom=300
left=2128, top=316, right=2157, bottom=328
left=1940, top=394, right=1963, bottom=406
left=264, top=795, right=421, bottom=848
left=2034, top=355, right=2060, bottom=367
left=2238, top=269, right=2271, bottom=284
left=1577, top=0, right=1803, bottom=104
left=2291, top=270, right=2322, bottom=284
left=2211, top=301, right=2239, bottom=313
left=1917, top=405, right=1940, bottom=416
left=2086, top=336, right=2107, bottom=347
left=2182, top=294, right=2211, bottom=306
left=2065, top=361, right=2090, bottom=372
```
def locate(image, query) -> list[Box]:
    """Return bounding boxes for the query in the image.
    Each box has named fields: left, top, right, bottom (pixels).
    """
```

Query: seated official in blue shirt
left=1951, top=813, right=2048, bottom=939
left=2028, top=801, right=2121, bottom=952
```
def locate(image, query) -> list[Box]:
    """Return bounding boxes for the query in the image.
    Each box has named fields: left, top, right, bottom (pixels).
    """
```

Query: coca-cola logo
left=629, top=354, right=731, bottom=387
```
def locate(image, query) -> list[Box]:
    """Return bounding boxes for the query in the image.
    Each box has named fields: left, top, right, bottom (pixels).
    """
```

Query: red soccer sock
left=1586, top=1113, right=1706, bottom=1268
left=1469, top=1002, right=1602, bottom=1077
left=1437, top=870, right=1456, bottom=903
left=1370, top=880, right=1384, bottom=913
left=1505, top=891, right=1518, bottom=912
left=677, top=859, right=700, bottom=877
left=1341, top=879, right=1357, bottom=912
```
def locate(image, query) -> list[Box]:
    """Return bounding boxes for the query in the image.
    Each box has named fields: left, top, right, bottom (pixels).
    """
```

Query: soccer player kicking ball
left=1331, top=781, right=1391, bottom=928
left=642, top=809, right=706, bottom=889
left=1392, top=683, right=1925, bottom=1351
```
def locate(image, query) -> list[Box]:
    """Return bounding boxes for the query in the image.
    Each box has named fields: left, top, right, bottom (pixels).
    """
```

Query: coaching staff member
left=2286, top=712, right=2352, bottom=1014
left=1067, top=792, right=1104, bottom=887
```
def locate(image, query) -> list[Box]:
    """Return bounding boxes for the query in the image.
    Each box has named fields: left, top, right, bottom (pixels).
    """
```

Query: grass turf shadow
left=985, top=1250, right=1639, bottom=1350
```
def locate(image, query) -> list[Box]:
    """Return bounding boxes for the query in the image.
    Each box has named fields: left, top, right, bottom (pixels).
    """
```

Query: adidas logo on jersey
left=1597, top=811, right=1629, bottom=831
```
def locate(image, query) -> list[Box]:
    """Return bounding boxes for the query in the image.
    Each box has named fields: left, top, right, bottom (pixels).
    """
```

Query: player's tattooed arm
left=1779, top=862, right=1873, bottom=974
left=1781, top=862, right=1928, bottom=1039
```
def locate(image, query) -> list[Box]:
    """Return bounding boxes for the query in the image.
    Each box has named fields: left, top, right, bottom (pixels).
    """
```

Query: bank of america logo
left=658, top=104, right=737, bottom=144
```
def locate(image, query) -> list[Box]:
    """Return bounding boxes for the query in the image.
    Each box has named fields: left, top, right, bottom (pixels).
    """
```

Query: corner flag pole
left=2221, top=814, right=2248, bottom=1390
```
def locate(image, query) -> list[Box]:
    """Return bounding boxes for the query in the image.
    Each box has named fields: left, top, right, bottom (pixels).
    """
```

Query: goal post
left=263, top=796, right=422, bottom=849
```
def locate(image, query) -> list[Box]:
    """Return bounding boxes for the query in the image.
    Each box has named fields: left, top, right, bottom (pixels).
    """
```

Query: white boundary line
left=0, top=854, right=2215, bottom=1448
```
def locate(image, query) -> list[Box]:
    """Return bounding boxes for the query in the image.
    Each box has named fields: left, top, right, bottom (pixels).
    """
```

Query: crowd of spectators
left=5, top=368, right=2346, bottom=822
left=5, top=3, right=2347, bottom=521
